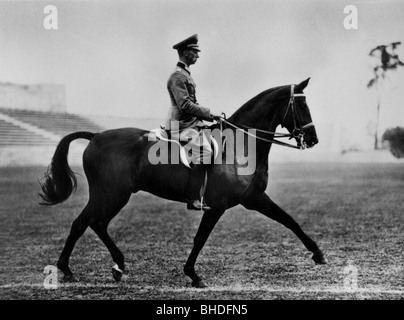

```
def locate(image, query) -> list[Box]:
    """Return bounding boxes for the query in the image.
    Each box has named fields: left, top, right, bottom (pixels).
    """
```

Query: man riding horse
left=166, top=34, right=220, bottom=211
left=39, top=35, right=326, bottom=286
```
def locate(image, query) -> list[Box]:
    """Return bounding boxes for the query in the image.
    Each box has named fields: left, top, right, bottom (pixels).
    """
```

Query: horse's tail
left=39, top=131, right=96, bottom=206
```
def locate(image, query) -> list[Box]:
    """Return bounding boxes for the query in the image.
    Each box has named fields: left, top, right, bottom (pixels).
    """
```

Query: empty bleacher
left=0, top=108, right=106, bottom=148
left=0, top=108, right=104, bottom=138
left=0, top=119, right=55, bottom=146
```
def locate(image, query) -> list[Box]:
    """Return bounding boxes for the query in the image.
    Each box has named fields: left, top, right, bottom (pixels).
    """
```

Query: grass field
left=0, top=162, right=403, bottom=300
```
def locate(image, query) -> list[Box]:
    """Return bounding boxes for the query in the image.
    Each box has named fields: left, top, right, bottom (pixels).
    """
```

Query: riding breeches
left=170, top=127, right=212, bottom=165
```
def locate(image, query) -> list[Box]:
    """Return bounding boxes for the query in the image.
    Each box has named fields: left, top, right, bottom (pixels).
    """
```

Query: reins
left=220, top=118, right=301, bottom=149
left=216, top=85, right=314, bottom=150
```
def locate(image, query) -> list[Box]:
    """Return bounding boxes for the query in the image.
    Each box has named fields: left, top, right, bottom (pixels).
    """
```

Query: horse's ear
left=296, top=77, right=310, bottom=92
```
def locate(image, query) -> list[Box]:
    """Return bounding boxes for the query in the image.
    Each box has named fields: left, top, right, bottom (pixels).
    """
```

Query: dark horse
left=40, top=78, right=326, bottom=288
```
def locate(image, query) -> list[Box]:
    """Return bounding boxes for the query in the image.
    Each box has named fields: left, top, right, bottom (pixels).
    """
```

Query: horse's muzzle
left=305, top=137, right=319, bottom=148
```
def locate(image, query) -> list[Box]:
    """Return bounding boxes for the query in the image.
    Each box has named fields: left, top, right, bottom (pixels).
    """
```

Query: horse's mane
left=229, top=85, right=289, bottom=122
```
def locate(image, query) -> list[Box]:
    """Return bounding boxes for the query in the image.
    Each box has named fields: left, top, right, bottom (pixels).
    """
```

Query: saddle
left=148, top=127, right=220, bottom=168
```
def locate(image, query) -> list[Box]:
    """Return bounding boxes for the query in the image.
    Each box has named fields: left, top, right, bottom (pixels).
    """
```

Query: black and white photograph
left=0, top=0, right=403, bottom=304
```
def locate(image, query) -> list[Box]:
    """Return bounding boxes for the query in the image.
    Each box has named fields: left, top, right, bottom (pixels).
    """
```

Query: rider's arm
left=169, top=75, right=213, bottom=121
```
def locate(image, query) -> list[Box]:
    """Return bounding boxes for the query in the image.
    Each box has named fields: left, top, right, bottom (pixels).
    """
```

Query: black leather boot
left=186, top=165, right=211, bottom=211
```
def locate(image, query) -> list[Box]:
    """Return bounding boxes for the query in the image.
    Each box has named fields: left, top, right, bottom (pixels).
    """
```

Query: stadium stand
left=0, top=118, right=55, bottom=146
left=0, top=108, right=104, bottom=139
left=0, top=107, right=107, bottom=166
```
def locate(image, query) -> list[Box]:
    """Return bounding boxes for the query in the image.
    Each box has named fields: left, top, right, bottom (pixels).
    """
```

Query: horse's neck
left=228, top=89, right=288, bottom=165
left=229, top=91, right=284, bottom=134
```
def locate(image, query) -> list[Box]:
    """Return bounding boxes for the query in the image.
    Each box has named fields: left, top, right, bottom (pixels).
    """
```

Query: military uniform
left=166, top=61, right=212, bottom=130
left=166, top=35, right=213, bottom=165
left=167, top=34, right=215, bottom=211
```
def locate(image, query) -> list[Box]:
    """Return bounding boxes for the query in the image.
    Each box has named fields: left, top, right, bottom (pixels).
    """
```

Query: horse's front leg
left=242, top=192, right=326, bottom=264
left=184, top=210, right=224, bottom=288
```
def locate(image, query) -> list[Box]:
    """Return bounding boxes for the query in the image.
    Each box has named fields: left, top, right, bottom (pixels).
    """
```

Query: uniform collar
left=176, top=61, right=191, bottom=74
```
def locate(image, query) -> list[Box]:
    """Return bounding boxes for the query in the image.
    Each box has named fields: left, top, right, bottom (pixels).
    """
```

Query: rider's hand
left=210, top=114, right=221, bottom=122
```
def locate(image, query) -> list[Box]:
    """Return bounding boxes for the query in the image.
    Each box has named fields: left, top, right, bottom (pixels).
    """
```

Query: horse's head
left=280, top=78, right=318, bottom=149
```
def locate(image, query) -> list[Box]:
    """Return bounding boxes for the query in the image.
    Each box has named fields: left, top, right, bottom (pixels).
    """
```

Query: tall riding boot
left=186, top=165, right=211, bottom=211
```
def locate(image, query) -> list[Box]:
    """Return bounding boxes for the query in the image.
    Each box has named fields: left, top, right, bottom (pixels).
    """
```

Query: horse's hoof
left=112, top=265, right=124, bottom=282
left=62, top=272, right=75, bottom=282
left=312, top=250, right=327, bottom=265
left=192, top=279, right=208, bottom=288
left=59, top=267, right=75, bottom=282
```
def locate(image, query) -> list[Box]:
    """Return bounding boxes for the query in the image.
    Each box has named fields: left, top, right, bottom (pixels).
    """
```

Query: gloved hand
left=210, top=114, right=222, bottom=122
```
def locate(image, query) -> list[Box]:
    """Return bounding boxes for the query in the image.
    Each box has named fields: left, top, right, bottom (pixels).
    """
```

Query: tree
left=367, top=42, right=404, bottom=149
left=382, top=127, right=404, bottom=159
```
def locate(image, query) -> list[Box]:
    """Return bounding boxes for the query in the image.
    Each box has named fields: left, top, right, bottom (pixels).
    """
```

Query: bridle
left=218, top=85, right=315, bottom=150
left=281, top=84, right=315, bottom=147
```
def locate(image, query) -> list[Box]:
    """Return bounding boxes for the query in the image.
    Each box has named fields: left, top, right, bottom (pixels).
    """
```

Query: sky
left=1, top=0, right=404, bottom=148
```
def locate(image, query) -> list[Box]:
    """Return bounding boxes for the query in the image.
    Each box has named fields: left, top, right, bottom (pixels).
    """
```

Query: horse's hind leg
left=90, top=221, right=126, bottom=282
left=242, top=193, right=326, bottom=264
left=89, top=191, right=131, bottom=282
left=57, top=204, right=92, bottom=281
left=57, top=190, right=131, bottom=282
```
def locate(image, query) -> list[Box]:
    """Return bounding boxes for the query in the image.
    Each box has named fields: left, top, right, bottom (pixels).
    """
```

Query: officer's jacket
left=166, top=62, right=211, bottom=130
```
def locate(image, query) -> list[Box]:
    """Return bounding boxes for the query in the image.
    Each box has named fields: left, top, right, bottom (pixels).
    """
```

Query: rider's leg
left=186, top=164, right=211, bottom=211
left=186, top=129, right=212, bottom=211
